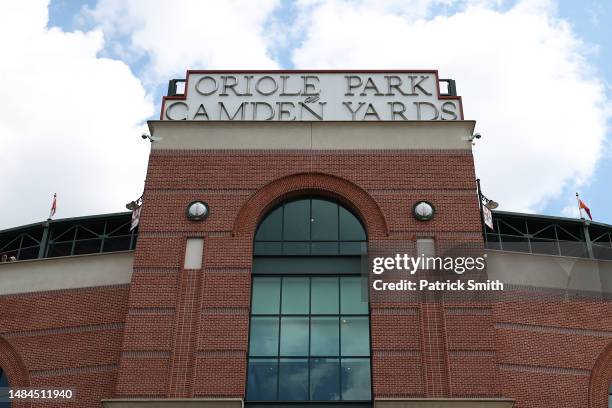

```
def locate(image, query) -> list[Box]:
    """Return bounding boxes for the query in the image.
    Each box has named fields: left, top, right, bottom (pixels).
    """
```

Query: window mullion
left=308, top=276, right=312, bottom=400
left=338, top=276, right=342, bottom=400
left=249, top=274, right=369, bottom=402
left=337, top=204, right=340, bottom=254
left=309, top=198, right=313, bottom=256
left=276, top=277, right=283, bottom=400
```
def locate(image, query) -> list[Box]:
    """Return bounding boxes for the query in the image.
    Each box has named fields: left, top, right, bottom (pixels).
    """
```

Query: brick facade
left=0, top=285, right=129, bottom=407
left=1, top=148, right=611, bottom=407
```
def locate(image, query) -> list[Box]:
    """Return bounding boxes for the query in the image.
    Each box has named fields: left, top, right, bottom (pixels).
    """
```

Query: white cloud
left=561, top=202, right=580, bottom=218
left=290, top=0, right=610, bottom=213
left=86, top=0, right=281, bottom=83
left=0, top=0, right=153, bottom=229
left=3, top=0, right=608, bottom=231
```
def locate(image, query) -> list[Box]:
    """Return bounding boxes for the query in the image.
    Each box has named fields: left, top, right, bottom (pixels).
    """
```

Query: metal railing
left=0, top=212, right=137, bottom=262
left=486, top=211, right=612, bottom=261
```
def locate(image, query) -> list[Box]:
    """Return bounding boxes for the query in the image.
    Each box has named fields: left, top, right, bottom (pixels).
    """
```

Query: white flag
left=482, top=205, right=494, bottom=230
left=130, top=206, right=141, bottom=231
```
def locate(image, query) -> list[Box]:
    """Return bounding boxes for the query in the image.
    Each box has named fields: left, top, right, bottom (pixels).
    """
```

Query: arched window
left=0, top=367, right=10, bottom=408
left=247, top=197, right=371, bottom=402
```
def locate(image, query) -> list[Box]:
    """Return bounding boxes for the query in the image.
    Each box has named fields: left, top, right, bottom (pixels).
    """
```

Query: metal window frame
left=254, top=197, right=367, bottom=257
left=247, top=275, right=372, bottom=402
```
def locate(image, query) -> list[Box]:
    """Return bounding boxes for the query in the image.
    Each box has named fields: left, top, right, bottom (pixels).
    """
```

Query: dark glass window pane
left=284, top=200, right=311, bottom=240
left=254, top=242, right=282, bottom=256
left=310, top=358, right=340, bottom=400
left=249, top=317, right=279, bottom=356
left=0, top=368, right=7, bottom=387
left=312, top=199, right=339, bottom=240
left=283, top=242, right=310, bottom=256
left=311, top=317, right=339, bottom=356
left=341, top=277, right=368, bottom=314
left=311, top=242, right=339, bottom=256
left=341, top=358, right=371, bottom=400
left=339, top=242, right=366, bottom=255
left=280, top=317, right=309, bottom=356
left=311, top=277, right=339, bottom=314
left=279, top=359, right=308, bottom=400
left=252, top=278, right=280, bottom=314
left=339, top=207, right=366, bottom=241
left=341, top=317, right=370, bottom=356
left=281, top=278, right=309, bottom=314
left=256, top=207, right=283, bottom=241
left=0, top=367, right=8, bottom=408
left=247, top=359, right=278, bottom=401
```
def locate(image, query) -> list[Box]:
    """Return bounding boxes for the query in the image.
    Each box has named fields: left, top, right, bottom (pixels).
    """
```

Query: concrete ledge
left=102, top=398, right=243, bottom=408
left=148, top=120, right=476, bottom=150
left=375, top=398, right=515, bottom=408
left=0, top=251, right=134, bottom=295
left=485, top=249, right=612, bottom=295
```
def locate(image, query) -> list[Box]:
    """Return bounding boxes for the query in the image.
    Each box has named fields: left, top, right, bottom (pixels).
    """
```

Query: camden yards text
left=162, top=72, right=463, bottom=121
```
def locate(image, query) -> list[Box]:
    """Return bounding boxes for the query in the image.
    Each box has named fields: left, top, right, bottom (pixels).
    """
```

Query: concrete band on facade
left=375, top=399, right=515, bottom=408
left=0, top=251, right=133, bottom=296
left=486, top=250, right=612, bottom=295
left=101, top=398, right=515, bottom=408
left=2, top=250, right=610, bottom=299
left=147, top=121, right=476, bottom=150
left=102, top=398, right=243, bottom=408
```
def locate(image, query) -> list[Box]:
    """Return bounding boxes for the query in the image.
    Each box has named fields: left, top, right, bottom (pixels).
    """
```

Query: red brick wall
left=115, top=149, right=499, bottom=400
left=2, top=147, right=611, bottom=407
left=0, top=285, right=129, bottom=407
left=494, top=299, right=612, bottom=408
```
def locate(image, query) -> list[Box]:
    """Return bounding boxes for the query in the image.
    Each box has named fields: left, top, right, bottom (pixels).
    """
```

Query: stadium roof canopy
left=0, top=212, right=137, bottom=262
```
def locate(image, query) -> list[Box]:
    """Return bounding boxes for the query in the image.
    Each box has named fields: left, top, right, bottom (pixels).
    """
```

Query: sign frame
left=160, top=70, right=464, bottom=122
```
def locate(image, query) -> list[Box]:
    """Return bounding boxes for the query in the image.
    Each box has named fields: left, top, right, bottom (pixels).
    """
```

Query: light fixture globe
left=186, top=201, right=209, bottom=221
left=413, top=201, right=435, bottom=221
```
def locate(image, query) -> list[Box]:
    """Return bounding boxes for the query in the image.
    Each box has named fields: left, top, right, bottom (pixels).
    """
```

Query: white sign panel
left=161, top=71, right=463, bottom=121
left=483, top=205, right=494, bottom=230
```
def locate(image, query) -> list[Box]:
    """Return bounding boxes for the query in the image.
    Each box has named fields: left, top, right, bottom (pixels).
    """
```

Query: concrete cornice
left=147, top=120, right=476, bottom=151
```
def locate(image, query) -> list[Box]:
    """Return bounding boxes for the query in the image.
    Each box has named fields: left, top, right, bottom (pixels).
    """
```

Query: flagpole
left=575, top=192, right=594, bottom=258
left=48, top=193, right=56, bottom=220
left=575, top=192, right=583, bottom=220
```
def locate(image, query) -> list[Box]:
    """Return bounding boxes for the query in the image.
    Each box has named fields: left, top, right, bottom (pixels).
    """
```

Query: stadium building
left=0, top=70, right=611, bottom=408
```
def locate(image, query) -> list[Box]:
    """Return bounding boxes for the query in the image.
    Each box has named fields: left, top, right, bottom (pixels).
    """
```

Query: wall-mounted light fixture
left=413, top=201, right=435, bottom=221
left=186, top=201, right=209, bottom=221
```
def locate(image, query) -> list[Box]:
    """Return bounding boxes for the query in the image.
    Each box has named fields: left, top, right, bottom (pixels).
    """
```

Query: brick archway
left=589, top=341, right=612, bottom=408
left=0, top=336, right=30, bottom=407
left=232, top=172, right=388, bottom=239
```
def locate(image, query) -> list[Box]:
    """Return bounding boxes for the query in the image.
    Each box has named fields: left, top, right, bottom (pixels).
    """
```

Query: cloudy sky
left=1, top=0, right=610, bottom=230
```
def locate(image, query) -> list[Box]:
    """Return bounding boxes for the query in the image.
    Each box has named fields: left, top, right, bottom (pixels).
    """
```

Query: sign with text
left=161, top=71, right=463, bottom=121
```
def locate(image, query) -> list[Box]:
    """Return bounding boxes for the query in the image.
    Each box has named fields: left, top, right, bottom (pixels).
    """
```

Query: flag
left=49, top=193, right=57, bottom=219
left=482, top=204, right=494, bottom=230
left=578, top=199, right=592, bottom=220
left=575, top=193, right=592, bottom=221
left=130, top=206, right=141, bottom=231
